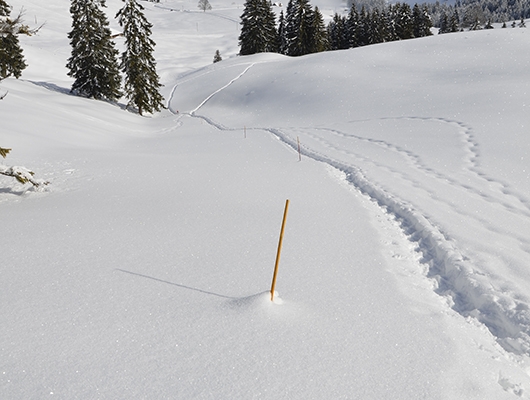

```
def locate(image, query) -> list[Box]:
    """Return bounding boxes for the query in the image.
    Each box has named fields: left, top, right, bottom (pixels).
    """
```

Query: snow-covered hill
left=2, top=0, right=530, bottom=398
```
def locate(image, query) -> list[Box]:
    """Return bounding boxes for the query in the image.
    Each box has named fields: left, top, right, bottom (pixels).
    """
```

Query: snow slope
left=2, top=0, right=530, bottom=398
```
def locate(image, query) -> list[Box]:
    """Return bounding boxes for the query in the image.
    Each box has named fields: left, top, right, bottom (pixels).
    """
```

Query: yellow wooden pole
left=270, top=199, right=290, bottom=301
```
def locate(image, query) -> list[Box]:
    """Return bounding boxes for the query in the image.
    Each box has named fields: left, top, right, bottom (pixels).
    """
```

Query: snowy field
left=2, top=0, right=530, bottom=398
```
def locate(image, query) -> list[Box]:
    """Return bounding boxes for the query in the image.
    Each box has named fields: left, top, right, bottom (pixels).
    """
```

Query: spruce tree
left=67, top=0, right=121, bottom=101
left=449, top=9, right=460, bottom=32
left=356, top=6, right=370, bottom=46
left=346, top=4, right=359, bottom=48
left=311, top=6, right=328, bottom=52
left=198, top=0, right=212, bottom=12
left=367, top=8, right=385, bottom=44
left=278, top=10, right=288, bottom=54
left=328, top=13, right=348, bottom=50
left=380, top=8, right=394, bottom=42
left=393, top=3, right=414, bottom=40
left=239, top=0, right=278, bottom=55
left=0, top=0, right=26, bottom=79
left=412, top=4, right=432, bottom=37
left=438, top=11, right=449, bottom=33
left=284, top=0, right=314, bottom=56
left=116, top=0, right=164, bottom=115
left=0, top=0, right=8, bottom=16
left=213, top=49, right=222, bottom=63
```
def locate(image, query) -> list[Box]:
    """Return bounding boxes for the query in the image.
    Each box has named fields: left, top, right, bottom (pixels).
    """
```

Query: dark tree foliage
left=67, top=0, right=122, bottom=101
left=0, top=0, right=27, bottom=79
left=327, top=2, right=433, bottom=51
left=0, top=0, right=9, bottom=16
left=426, top=0, right=530, bottom=28
left=213, top=49, right=222, bottom=63
left=0, top=26, right=26, bottom=79
left=198, top=0, right=212, bottom=12
left=393, top=3, right=414, bottom=40
left=278, top=10, right=288, bottom=54
left=412, top=4, right=432, bottom=37
left=328, top=13, right=349, bottom=50
left=239, top=0, right=437, bottom=59
left=284, top=0, right=314, bottom=56
left=239, top=0, right=278, bottom=55
left=311, top=6, right=329, bottom=52
left=346, top=4, right=360, bottom=47
left=117, top=0, right=164, bottom=115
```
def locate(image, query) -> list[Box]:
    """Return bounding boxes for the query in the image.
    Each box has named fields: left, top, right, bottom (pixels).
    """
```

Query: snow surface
left=2, top=0, right=530, bottom=398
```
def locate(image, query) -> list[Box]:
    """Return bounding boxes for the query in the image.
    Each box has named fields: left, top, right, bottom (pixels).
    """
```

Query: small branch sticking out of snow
left=0, top=147, right=49, bottom=187
left=0, top=165, right=49, bottom=187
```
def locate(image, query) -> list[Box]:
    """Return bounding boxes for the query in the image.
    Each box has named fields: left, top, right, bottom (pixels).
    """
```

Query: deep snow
left=2, top=0, right=530, bottom=398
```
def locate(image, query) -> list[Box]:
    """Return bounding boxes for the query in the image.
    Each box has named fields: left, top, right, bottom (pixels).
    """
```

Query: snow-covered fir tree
left=116, top=0, right=164, bottom=115
left=238, top=0, right=278, bottom=55
left=66, top=0, right=121, bottom=101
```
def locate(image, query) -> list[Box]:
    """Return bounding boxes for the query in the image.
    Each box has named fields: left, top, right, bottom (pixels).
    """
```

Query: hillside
left=2, top=0, right=530, bottom=398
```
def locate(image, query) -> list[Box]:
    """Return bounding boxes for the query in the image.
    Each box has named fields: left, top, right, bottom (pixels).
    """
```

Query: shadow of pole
left=115, top=268, right=235, bottom=299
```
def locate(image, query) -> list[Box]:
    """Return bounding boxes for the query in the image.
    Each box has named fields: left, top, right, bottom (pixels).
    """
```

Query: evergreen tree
left=393, top=3, right=414, bottom=40
left=0, top=0, right=9, bottom=17
left=310, top=6, right=328, bottom=52
left=198, top=0, right=212, bottom=12
left=380, top=8, right=394, bottom=41
left=213, top=49, right=222, bottom=63
left=356, top=6, right=370, bottom=46
left=412, top=4, right=432, bottom=37
left=239, top=0, right=278, bottom=55
left=438, top=11, right=449, bottom=33
left=367, top=8, right=385, bottom=44
left=284, top=0, right=314, bottom=56
left=346, top=4, right=360, bottom=47
left=328, top=13, right=348, bottom=50
left=116, top=0, right=164, bottom=115
left=449, top=9, right=460, bottom=32
left=278, top=10, right=288, bottom=54
left=67, top=0, right=121, bottom=101
left=0, top=0, right=27, bottom=79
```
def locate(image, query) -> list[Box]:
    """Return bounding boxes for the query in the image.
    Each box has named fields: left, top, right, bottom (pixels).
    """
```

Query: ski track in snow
left=154, top=3, right=240, bottom=24
left=171, top=64, right=530, bottom=360
left=272, top=124, right=530, bottom=357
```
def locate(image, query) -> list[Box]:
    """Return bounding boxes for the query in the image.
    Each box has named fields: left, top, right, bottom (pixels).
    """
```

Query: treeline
left=1, top=0, right=164, bottom=115
left=239, top=0, right=433, bottom=57
left=425, top=0, right=530, bottom=27
left=67, top=0, right=164, bottom=115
